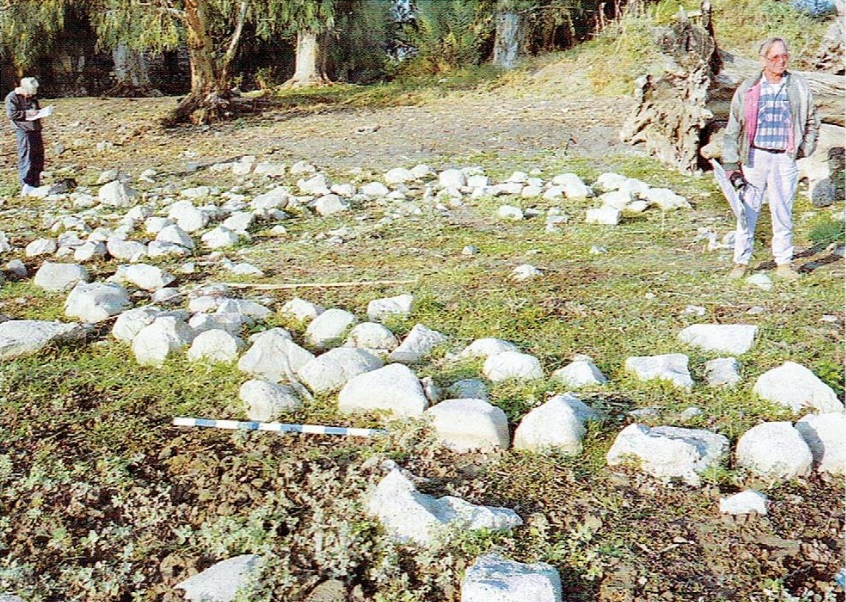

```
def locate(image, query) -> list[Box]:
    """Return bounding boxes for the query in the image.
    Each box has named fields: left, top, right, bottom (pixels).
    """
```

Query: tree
left=0, top=0, right=69, bottom=76
left=258, top=0, right=336, bottom=87
left=401, top=0, right=489, bottom=74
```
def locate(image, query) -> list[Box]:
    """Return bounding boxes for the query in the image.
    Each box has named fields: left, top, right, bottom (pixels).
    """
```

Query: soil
left=0, top=75, right=843, bottom=602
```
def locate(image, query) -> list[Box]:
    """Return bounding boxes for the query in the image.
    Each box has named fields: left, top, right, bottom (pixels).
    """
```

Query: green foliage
left=257, top=0, right=336, bottom=39
left=0, top=0, right=68, bottom=70
left=92, top=0, right=180, bottom=52
left=329, top=0, right=393, bottom=83
left=807, top=215, right=845, bottom=246
left=401, top=0, right=492, bottom=74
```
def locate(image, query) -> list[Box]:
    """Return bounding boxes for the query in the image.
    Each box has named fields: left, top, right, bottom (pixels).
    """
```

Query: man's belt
left=751, top=145, right=787, bottom=154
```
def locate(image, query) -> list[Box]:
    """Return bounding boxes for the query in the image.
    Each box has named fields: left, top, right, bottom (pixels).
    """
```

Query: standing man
left=722, top=37, right=819, bottom=280
left=5, top=77, right=47, bottom=197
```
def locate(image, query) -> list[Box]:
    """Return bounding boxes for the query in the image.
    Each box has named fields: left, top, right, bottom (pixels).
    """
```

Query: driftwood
left=711, top=51, right=845, bottom=126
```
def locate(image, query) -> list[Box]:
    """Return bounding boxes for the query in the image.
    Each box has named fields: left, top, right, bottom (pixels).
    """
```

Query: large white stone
left=385, top=167, right=416, bottom=185
left=338, top=363, right=429, bottom=417
left=366, top=469, right=522, bottom=546
left=388, top=324, right=447, bottom=364
left=736, top=422, right=813, bottom=481
left=216, top=298, right=272, bottom=321
left=175, top=554, right=263, bottom=602
left=366, top=294, right=414, bottom=322
left=0, top=320, right=88, bottom=360
left=462, top=554, right=562, bottom=602
left=25, top=238, right=57, bottom=257
left=796, top=413, right=846, bottom=475
left=458, top=338, right=520, bottom=360
left=240, top=379, right=301, bottom=421
left=625, top=354, right=693, bottom=390
left=598, top=190, right=632, bottom=210
left=585, top=206, right=621, bottom=225
left=296, top=347, right=383, bottom=394
left=305, top=308, right=357, bottom=349
left=678, top=324, right=758, bottom=355
left=439, top=169, right=467, bottom=188
left=298, top=173, right=331, bottom=195
left=73, top=241, right=107, bottom=262
left=131, top=316, right=194, bottom=367
left=279, top=297, right=324, bottom=322
left=313, top=194, right=349, bottom=216
left=64, top=281, right=130, bottom=323
left=113, top=307, right=161, bottom=342
left=513, top=394, right=599, bottom=454
left=343, top=322, right=399, bottom=353
left=107, top=238, right=148, bottom=261
left=644, top=188, right=691, bottom=210
left=550, top=355, right=608, bottom=388
left=156, top=224, right=196, bottom=249
left=189, top=312, right=244, bottom=337
left=98, top=180, right=138, bottom=208
left=552, top=173, right=592, bottom=199
left=606, top=424, right=729, bottom=486
left=426, top=398, right=510, bottom=452
left=222, top=211, right=254, bottom=233
left=168, top=200, right=209, bottom=233
left=34, top=262, right=89, bottom=292
left=719, top=490, right=768, bottom=515
left=704, top=357, right=742, bottom=388
left=202, top=226, right=241, bottom=249
left=482, top=351, right=544, bottom=383
left=753, top=362, right=843, bottom=413
left=251, top=186, right=291, bottom=212
left=237, top=328, right=314, bottom=383
left=123, top=264, right=176, bottom=291
left=147, top=240, right=190, bottom=259
left=187, top=330, right=244, bottom=363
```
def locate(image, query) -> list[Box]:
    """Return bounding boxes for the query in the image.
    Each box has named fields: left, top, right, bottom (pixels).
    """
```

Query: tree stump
left=619, top=3, right=718, bottom=173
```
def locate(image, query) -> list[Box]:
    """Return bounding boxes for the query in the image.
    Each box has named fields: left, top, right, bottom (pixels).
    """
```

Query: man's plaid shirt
left=752, top=79, right=791, bottom=150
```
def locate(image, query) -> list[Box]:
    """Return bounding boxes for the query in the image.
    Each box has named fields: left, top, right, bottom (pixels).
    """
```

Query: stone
left=439, top=169, right=467, bottom=188
left=175, top=554, right=263, bottom=602
left=388, top=324, right=448, bottom=364
left=180, top=186, right=212, bottom=199
left=240, top=379, right=301, bottom=421
left=498, top=205, right=524, bottom=220
left=796, top=413, right=846, bottom=475
left=98, top=180, right=138, bottom=208
left=753, top=362, right=843, bottom=413
left=251, top=187, right=291, bottom=212
left=343, top=322, right=399, bottom=353
left=599, top=190, right=632, bottom=209
left=238, top=328, right=315, bottom=383
left=34, top=262, right=89, bottom=292
left=297, top=347, right=383, bottom=394
left=168, top=200, right=209, bottom=233
left=305, top=308, right=357, bottom=349
left=189, top=312, right=244, bottom=337
left=514, top=393, right=600, bottom=454
left=279, top=297, right=324, bottom=322
left=131, top=316, right=194, bottom=367
left=552, top=173, right=592, bottom=198
left=361, top=182, right=390, bottom=197
left=156, top=224, right=196, bottom=249
left=625, top=354, right=693, bottom=390
left=187, top=330, right=244, bottom=363
left=147, top=240, right=191, bottom=258
left=113, top=307, right=161, bottom=342
left=338, top=363, right=429, bottom=417
left=550, top=355, right=608, bottom=388
left=736, top=422, right=813, bottom=481
left=585, top=206, right=621, bottom=225
left=482, top=351, right=544, bottom=382
left=299, top=173, right=331, bottom=195
left=366, top=294, right=414, bottom=322
left=313, top=194, right=349, bottom=216
left=64, top=282, right=131, bottom=323
left=719, top=490, right=768, bottom=515
left=124, top=264, right=176, bottom=291
left=202, top=226, right=241, bottom=249
left=644, top=188, right=691, bottom=210
left=222, top=211, right=254, bottom=233
left=216, top=298, right=272, bottom=321
left=6, top=259, right=27, bottom=278
left=746, top=273, right=773, bottom=290
left=25, top=238, right=57, bottom=257
left=74, top=241, right=107, bottom=262
left=367, top=469, right=522, bottom=546
left=678, top=324, right=758, bottom=355
left=704, top=357, right=742, bottom=388
left=458, top=338, right=520, bottom=360
left=606, top=424, right=729, bottom=486
left=426, top=398, right=510, bottom=452
left=461, top=554, right=562, bottom=602
left=0, top=320, right=88, bottom=360
left=107, top=238, right=148, bottom=261
left=447, top=378, right=489, bottom=401
left=253, top=161, right=286, bottom=178
left=512, top=264, right=542, bottom=280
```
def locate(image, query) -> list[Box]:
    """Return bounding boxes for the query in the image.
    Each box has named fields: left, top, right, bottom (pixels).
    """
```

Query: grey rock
left=719, top=490, right=768, bottom=515
left=796, top=413, right=846, bottom=475
left=705, top=357, right=742, bottom=388
left=131, top=316, right=194, bottom=367
left=736, top=422, right=813, bottom=481
left=550, top=355, right=608, bottom=388
left=240, top=379, right=301, bottom=421
left=625, top=354, right=693, bottom=390
left=338, top=363, right=429, bottom=417
left=482, top=351, right=544, bottom=383
left=426, top=398, right=510, bottom=452
left=678, top=324, right=758, bottom=355
left=107, top=238, right=148, bottom=261
left=64, top=281, right=130, bottom=323
left=305, top=308, right=357, bottom=349
left=176, top=554, right=263, bottom=602
left=388, top=324, right=447, bottom=364
left=462, top=554, right=562, bottom=602
left=447, top=378, right=489, bottom=401
left=753, top=362, right=843, bottom=413
left=279, top=297, right=324, bottom=322
left=514, top=393, right=600, bottom=454
left=366, top=294, right=414, bottom=322
left=124, top=264, right=176, bottom=291
left=25, top=238, right=58, bottom=257
left=238, top=328, right=314, bottom=383
left=34, top=261, right=89, bottom=292
left=343, top=322, right=399, bottom=353
left=297, top=347, right=383, bottom=394
left=187, top=330, right=244, bottom=363
left=0, top=320, right=88, bottom=360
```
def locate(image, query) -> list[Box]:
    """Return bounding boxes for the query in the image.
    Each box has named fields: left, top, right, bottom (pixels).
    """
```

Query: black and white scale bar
left=173, top=417, right=386, bottom=438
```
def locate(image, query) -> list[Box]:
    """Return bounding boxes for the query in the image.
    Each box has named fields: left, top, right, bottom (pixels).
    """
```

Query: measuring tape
left=173, top=417, right=387, bottom=438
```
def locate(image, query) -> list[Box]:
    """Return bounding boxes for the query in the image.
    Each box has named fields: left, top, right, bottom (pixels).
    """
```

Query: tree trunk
left=284, top=31, right=331, bottom=88
left=164, top=0, right=231, bottom=125
left=492, top=11, right=523, bottom=70
left=620, top=4, right=718, bottom=173
left=106, top=44, right=162, bottom=97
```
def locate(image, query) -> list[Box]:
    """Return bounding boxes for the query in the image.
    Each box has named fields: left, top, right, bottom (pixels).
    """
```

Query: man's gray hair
left=759, top=37, right=790, bottom=57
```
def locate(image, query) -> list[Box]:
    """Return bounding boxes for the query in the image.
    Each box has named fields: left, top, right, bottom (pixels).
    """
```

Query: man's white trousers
left=734, top=148, right=799, bottom=267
